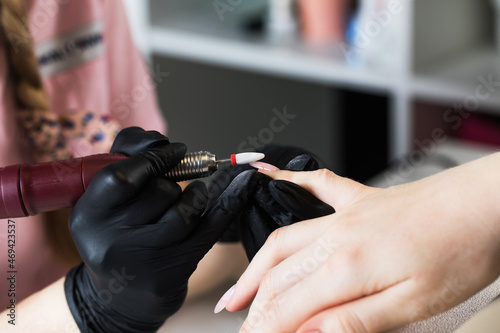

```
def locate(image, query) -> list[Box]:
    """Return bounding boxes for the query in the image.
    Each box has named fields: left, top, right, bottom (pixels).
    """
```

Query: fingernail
left=214, top=284, right=236, bottom=314
left=306, top=330, right=322, bottom=333
left=249, top=161, right=280, bottom=171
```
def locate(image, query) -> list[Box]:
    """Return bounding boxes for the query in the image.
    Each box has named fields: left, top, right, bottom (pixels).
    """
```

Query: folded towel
left=388, top=277, right=500, bottom=333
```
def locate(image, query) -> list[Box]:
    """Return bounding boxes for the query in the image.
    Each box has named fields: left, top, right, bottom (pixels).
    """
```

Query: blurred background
left=122, top=0, right=500, bottom=182
left=120, top=0, right=500, bottom=331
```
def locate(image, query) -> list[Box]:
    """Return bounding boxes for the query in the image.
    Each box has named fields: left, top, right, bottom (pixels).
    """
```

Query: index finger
left=260, top=169, right=379, bottom=211
left=226, top=214, right=336, bottom=312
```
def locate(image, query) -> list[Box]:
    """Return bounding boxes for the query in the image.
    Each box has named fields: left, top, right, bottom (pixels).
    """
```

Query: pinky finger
left=297, top=279, right=420, bottom=333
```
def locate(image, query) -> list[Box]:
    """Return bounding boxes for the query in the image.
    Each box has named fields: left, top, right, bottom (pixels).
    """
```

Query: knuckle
left=264, top=298, right=284, bottom=324
left=332, top=309, right=369, bottom=333
left=265, top=227, right=285, bottom=247
left=263, top=228, right=288, bottom=258
left=342, top=246, right=363, bottom=264
left=324, top=245, right=361, bottom=276
left=260, top=271, right=277, bottom=295
left=68, top=214, right=81, bottom=235
left=68, top=209, right=91, bottom=236
left=98, top=165, right=135, bottom=191
left=314, top=168, right=359, bottom=191
left=343, top=244, right=363, bottom=261
left=314, top=168, right=335, bottom=182
left=311, top=169, right=337, bottom=191
left=323, top=256, right=339, bottom=276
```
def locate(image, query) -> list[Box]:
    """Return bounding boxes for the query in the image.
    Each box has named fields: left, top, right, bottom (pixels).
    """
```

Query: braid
left=0, top=0, right=49, bottom=111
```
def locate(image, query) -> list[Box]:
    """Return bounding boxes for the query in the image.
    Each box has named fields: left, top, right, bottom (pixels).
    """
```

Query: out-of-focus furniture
left=124, top=0, right=500, bottom=167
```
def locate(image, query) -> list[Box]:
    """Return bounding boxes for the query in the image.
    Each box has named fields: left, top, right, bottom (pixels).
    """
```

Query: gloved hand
left=64, top=127, right=231, bottom=332
left=206, top=145, right=335, bottom=260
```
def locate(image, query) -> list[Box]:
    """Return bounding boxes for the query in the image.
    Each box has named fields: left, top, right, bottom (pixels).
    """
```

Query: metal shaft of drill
left=165, top=151, right=218, bottom=182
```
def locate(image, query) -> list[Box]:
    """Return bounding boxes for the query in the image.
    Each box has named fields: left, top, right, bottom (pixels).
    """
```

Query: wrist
left=65, top=264, right=166, bottom=333
left=459, top=152, right=500, bottom=260
left=473, top=153, right=500, bottom=230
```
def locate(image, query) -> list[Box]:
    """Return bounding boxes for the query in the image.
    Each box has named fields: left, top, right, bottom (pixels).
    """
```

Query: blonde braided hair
left=1, top=0, right=49, bottom=110
left=0, top=0, right=81, bottom=268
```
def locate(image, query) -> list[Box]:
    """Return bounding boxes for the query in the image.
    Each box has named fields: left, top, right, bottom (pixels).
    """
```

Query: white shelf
left=150, top=26, right=500, bottom=113
left=122, top=0, right=151, bottom=56
left=122, top=0, right=500, bottom=161
left=412, top=47, right=500, bottom=113
left=146, top=0, right=403, bottom=94
left=150, top=27, right=398, bottom=93
left=145, top=0, right=414, bottom=160
left=146, top=0, right=500, bottom=113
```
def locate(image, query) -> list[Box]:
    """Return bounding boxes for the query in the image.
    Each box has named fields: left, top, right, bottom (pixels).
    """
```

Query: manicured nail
left=249, top=161, right=280, bottom=171
left=306, top=330, right=322, bottom=333
left=214, top=285, right=236, bottom=314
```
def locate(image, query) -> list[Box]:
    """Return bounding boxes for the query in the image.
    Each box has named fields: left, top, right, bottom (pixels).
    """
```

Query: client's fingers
left=297, top=280, right=417, bottom=333
left=236, top=226, right=341, bottom=316
left=260, top=169, right=379, bottom=211
left=239, top=242, right=408, bottom=333
left=226, top=215, right=335, bottom=312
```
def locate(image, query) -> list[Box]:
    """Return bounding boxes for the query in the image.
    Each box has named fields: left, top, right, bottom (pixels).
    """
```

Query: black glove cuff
left=65, top=264, right=103, bottom=333
left=65, top=264, right=161, bottom=333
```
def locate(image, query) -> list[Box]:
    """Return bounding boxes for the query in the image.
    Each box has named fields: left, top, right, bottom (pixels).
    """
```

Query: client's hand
left=65, top=127, right=231, bottom=332
left=227, top=156, right=500, bottom=333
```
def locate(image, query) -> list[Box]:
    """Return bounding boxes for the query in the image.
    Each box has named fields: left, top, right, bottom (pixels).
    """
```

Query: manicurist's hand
left=65, top=127, right=232, bottom=332
left=225, top=153, right=500, bottom=333
left=208, top=144, right=335, bottom=260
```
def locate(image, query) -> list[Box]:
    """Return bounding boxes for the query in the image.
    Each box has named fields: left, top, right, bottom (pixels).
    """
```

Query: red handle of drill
left=0, top=154, right=126, bottom=219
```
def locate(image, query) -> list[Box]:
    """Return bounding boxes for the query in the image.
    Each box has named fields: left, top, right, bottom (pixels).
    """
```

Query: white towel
left=387, top=277, right=500, bottom=333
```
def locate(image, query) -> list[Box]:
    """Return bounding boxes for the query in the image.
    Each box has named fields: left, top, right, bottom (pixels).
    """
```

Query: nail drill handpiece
left=0, top=151, right=265, bottom=218
left=166, top=152, right=265, bottom=181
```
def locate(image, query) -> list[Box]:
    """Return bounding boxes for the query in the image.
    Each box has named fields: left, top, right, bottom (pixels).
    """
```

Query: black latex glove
left=64, top=127, right=231, bottom=332
left=206, top=145, right=335, bottom=260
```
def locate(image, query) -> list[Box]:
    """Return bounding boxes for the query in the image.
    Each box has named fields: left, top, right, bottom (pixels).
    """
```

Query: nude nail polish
left=249, top=161, right=280, bottom=171
left=214, top=285, right=236, bottom=314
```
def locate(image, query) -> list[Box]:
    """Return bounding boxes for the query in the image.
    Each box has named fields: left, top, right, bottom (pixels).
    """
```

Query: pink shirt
left=0, top=0, right=166, bottom=306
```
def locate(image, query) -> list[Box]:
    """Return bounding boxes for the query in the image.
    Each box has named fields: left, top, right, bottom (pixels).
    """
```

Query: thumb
left=259, top=169, right=379, bottom=211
